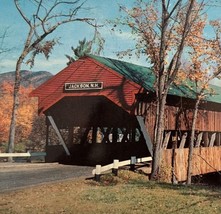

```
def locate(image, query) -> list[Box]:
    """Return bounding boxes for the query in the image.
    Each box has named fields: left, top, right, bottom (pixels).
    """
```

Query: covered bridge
left=31, top=55, right=221, bottom=170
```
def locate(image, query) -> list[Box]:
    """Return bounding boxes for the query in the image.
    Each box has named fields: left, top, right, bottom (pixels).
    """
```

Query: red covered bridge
left=31, top=55, right=221, bottom=180
left=30, top=55, right=154, bottom=165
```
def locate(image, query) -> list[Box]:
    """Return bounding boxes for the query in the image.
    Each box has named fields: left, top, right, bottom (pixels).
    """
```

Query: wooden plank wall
left=162, top=147, right=221, bottom=181
left=165, top=107, right=221, bottom=131
left=136, top=102, right=221, bottom=141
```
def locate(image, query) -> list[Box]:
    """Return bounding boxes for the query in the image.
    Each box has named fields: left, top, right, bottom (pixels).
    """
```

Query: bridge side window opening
left=47, top=126, right=143, bottom=146
left=48, top=126, right=69, bottom=146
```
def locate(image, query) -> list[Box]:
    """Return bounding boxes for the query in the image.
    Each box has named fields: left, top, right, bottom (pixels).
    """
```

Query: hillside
left=0, top=70, right=53, bottom=87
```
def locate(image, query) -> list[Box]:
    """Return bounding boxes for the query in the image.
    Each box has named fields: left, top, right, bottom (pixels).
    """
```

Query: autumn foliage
left=0, top=82, right=45, bottom=152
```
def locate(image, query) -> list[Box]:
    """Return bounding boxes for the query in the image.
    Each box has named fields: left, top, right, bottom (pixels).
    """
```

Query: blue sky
left=0, top=0, right=221, bottom=86
left=0, top=0, right=138, bottom=74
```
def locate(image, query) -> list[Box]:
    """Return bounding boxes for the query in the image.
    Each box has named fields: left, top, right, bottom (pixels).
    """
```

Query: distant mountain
left=0, top=70, right=53, bottom=87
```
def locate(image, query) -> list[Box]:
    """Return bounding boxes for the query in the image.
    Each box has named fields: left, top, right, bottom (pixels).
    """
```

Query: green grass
left=0, top=170, right=220, bottom=214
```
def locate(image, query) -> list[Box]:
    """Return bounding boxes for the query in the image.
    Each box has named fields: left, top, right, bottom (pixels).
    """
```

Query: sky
left=0, top=0, right=221, bottom=86
left=0, top=0, right=138, bottom=74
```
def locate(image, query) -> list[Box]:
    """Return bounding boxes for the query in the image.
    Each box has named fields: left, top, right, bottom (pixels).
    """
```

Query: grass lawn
left=0, top=170, right=220, bottom=214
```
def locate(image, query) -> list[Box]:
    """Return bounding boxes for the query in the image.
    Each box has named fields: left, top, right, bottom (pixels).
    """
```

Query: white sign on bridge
left=64, top=82, right=103, bottom=91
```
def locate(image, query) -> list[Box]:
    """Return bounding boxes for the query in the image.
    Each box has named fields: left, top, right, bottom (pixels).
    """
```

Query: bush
left=91, top=170, right=148, bottom=186
left=118, top=169, right=147, bottom=182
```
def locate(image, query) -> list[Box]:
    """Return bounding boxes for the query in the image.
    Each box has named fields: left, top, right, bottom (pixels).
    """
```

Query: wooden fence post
left=95, top=165, right=101, bottom=182
left=130, top=156, right=136, bottom=171
left=112, top=159, right=119, bottom=176
left=26, top=150, right=31, bottom=163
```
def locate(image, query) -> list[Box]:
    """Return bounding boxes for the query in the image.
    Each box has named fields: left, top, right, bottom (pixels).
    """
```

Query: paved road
left=0, top=163, right=94, bottom=193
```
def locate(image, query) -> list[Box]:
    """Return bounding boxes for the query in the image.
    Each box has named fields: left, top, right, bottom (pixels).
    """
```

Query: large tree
left=116, top=0, right=218, bottom=179
left=8, top=0, right=94, bottom=159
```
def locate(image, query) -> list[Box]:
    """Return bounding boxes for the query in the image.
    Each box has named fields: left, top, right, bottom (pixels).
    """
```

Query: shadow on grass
left=166, top=199, right=209, bottom=214
left=128, top=180, right=221, bottom=213
left=156, top=182, right=221, bottom=200
left=86, top=169, right=221, bottom=201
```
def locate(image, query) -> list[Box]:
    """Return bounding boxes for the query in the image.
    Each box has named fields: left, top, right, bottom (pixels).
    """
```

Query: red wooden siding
left=136, top=102, right=221, bottom=140
left=31, top=57, right=142, bottom=114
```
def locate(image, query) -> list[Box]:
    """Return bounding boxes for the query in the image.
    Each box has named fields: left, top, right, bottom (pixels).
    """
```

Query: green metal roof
left=89, top=54, right=221, bottom=104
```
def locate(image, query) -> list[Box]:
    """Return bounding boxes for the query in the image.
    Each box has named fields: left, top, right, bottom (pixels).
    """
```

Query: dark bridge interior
left=45, top=96, right=150, bottom=165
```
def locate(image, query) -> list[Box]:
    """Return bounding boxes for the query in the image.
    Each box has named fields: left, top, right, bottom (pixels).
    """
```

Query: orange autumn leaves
left=0, top=82, right=40, bottom=144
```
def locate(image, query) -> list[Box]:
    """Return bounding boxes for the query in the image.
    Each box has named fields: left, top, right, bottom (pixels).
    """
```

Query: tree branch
left=14, top=0, right=32, bottom=26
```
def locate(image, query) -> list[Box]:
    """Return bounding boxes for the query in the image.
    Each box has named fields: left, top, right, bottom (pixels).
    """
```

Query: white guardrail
left=0, top=152, right=46, bottom=158
left=92, top=156, right=152, bottom=181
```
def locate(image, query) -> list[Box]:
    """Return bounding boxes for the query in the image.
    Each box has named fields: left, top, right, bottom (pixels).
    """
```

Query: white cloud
left=0, top=59, right=17, bottom=72
left=110, top=30, right=136, bottom=40
left=24, top=57, right=68, bottom=74
left=0, top=57, right=68, bottom=74
left=210, top=78, right=221, bottom=86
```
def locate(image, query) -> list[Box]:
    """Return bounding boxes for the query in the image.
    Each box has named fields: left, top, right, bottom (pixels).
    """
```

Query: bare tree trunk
left=7, top=56, right=24, bottom=161
left=187, top=98, right=200, bottom=184
left=151, top=93, right=167, bottom=179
